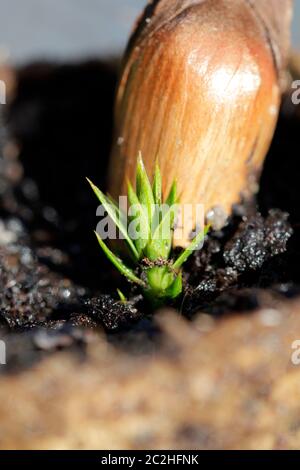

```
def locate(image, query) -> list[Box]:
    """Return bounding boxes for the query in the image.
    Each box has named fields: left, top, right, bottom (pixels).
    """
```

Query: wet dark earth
left=0, top=60, right=300, bottom=371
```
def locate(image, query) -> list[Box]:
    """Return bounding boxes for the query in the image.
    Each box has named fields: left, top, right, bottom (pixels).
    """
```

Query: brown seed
left=108, top=0, right=293, bottom=245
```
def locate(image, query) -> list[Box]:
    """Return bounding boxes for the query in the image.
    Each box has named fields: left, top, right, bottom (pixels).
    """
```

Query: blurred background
left=0, top=0, right=299, bottom=63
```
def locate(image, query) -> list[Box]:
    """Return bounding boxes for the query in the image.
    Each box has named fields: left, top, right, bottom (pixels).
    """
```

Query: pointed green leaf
left=165, top=181, right=178, bottom=228
left=172, top=225, right=210, bottom=270
left=87, top=178, right=139, bottom=260
left=94, top=232, right=145, bottom=286
left=117, top=289, right=127, bottom=302
left=105, top=194, right=135, bottom=260
left=127, top=182, right=150, bottom=256
left=147, top=204, right=177, bottom=260
left=106, top=193, right=122, bottom=213
left=105, top=193, right=126, bottom=228
left=152, top=162, right=162, bottom=205
left=136, top=153, right=155, bottom=223
left=87, top=178, right=139, bottom=261
left=165, top=181, right=178, bottom=207
left=151, top=163, right=162, bottom=234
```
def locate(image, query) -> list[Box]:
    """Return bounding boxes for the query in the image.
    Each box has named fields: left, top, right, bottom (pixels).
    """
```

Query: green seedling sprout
left=87, top=154, right=210, bottom=305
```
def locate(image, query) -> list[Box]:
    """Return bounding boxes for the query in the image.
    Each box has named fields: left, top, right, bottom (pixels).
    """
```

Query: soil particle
left=0, top=241, right=86, bottom=329
left=85, top=295, right=143, bottom=331
left=32, top=325, right=95, bottom=352
left=224, top=210, right=292, bottom=273
left=183, top=209, right=293, bottom=317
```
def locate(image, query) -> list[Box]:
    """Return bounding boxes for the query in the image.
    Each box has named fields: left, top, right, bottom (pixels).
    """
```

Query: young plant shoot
left=88, top=155, right=209, bottom=305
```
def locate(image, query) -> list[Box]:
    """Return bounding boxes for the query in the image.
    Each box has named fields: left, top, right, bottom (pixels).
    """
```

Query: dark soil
left=0, top=60, right=299, bottom=369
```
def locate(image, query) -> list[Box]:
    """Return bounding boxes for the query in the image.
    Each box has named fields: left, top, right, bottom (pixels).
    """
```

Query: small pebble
left=33, top=330, right=81, bottom=351
left=0, top=221, right=17, bottom=245
left=206, top=206, right=228, bottom=231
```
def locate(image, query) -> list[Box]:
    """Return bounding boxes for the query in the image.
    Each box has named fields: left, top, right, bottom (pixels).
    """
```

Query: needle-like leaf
left=136, top=152, right=155, bottom=223
left=117, top=289, right=127, bottom=302
left=172, top=225, right=211, bottom=270
left=147, top=204, right=177, bottom=260
left=94, top=232, right=145, bottom=286
left=152, top=161, right=162, bottom=206
left=165, top=181, right=178, bottom=228
left=165, top=180, right=178, bottom=207
left=87, top=178, right=139, bottom=261
left=127, top=182, right=150, bottom=257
